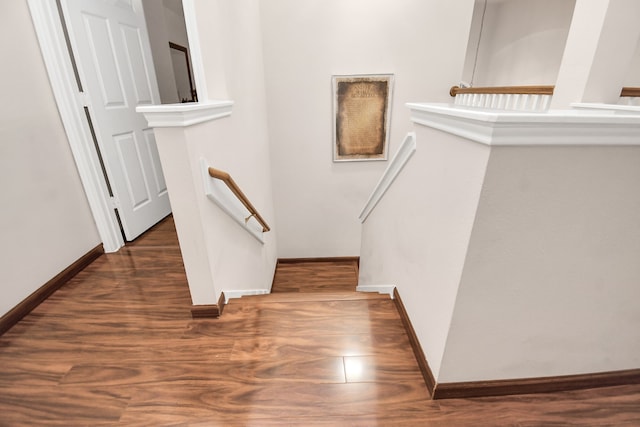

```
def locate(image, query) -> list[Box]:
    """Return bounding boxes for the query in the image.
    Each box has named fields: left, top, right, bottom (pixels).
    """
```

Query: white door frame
left=27, top=0, right=206, bottom=252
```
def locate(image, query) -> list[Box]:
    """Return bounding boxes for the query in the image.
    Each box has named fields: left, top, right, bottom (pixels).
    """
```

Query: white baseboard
left=223, top=289, right=270, bottom=304
left=356, top=284, right=396, bottom=299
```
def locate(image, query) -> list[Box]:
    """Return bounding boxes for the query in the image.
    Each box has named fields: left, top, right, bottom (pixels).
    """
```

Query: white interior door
left=61, top=0, right=171, bottom=241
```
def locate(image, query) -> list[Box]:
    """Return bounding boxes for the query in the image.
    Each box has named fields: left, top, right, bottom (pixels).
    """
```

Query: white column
left=183, top=0, right=229, bottom=101
left=551, top=0, right=640, bottom=109
left=137, top=102, right=233, bottom=306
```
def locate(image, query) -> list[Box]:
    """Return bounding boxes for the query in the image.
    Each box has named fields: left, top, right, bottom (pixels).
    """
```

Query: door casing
left=28, top=0, right=207, bottom=252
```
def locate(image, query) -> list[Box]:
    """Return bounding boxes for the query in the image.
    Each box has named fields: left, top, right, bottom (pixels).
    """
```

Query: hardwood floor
left=1, top=216, right=639, bottom=425
left=271, top=258, right=360, bottom=293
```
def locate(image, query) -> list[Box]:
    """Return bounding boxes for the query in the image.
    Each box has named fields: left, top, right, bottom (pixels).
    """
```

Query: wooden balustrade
left=620, top=87, right=640, bottom=97
left=450, top=85, right=640, bottom=98
left=449, top=85, right=555, bottom=97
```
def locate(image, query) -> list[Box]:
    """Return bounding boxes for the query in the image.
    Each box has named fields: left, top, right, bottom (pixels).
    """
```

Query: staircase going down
left=219, top=259, right=434, bottom=423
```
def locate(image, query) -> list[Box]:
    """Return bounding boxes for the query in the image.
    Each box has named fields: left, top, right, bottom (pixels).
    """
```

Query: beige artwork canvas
left=333, top=74, right=393, bottom=161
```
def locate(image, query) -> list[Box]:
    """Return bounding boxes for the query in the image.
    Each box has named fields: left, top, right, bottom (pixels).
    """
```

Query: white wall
left=460, top=0, right=486, bottom=87
left=359, top=126, right=490, bottom=379
left=158, top=0, right=278, bottom=303
left=623, top=38, right=640, bottom=87
left=143, top=0, right=193, bottom=104
left=0, top=0, right=101, bottom=317
left=552, top=0, right=640, bottom=108
left=466, top=0, right=575, bottom=86
left=260, top=0, right=475, bottom=258
left=439, top=145, right=640, bottom=382
left=162, top=0, right=189, bottom=48
left=143, top=0, right=179, bottom=104
left=162, top=0, right=196, bottom=103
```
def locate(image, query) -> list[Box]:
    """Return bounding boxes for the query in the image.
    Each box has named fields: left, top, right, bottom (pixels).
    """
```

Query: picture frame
left=332, top=74, right=393, bottom=162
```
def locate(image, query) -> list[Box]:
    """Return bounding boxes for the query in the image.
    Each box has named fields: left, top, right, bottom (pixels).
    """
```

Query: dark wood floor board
left=0, top=360, right=72, bottom=387
left=185, top=308, right=404, bottom=338
left=14, top=302, right=192, bottom=325
left=2, top=215, right=639, bottom=425
left=230, top=333, right=416, bottom=361
left=232, top=290, right=387, bottom=304
left=272, top=260, right=358, bottom=293
left=6, top=318, right=188, bottom=342
left=166, top=416, right=461, bottom=427
left=0, top=341, right=96, bottom=365
left=223, top=298, right=401, bottom=321
left=125, top=214, right=181, bottom=249
left=221, top=355, right=350, bottom=384
left=0, top=387, right=130, bottom=425
left=344, top=354, right=426, bottom=384
left=176, top=418, right=441, bottom=427
left=119, top=381, right=435, bottom=424
left=58, top=358, right=348, bottom=390
left=184, top=312, right=407, bottom=339
left=0, top=336, right=233, bottom=366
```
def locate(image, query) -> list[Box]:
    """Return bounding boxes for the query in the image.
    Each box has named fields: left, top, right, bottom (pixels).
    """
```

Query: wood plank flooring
left=1, top=216, right=639, bottom=425
left=271, top=259, right=360, bottom=293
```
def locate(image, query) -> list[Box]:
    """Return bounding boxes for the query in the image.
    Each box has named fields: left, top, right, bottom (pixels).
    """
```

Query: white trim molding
left=572, top=102, right=640, bottom=114
left=356, top=284, right=396, bottom=299
left=28, top=0, right=124, bottom=252
left=223, top=289, right=270, bottom=304
left=359, top=132, right=416, bottom=223
left=407, top=103, right=640, bottom=146
left=137, top=101, right=233, bottom=127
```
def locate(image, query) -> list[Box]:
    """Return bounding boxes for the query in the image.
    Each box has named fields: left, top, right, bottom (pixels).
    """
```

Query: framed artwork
left=332, top=74, right=393, bottom=162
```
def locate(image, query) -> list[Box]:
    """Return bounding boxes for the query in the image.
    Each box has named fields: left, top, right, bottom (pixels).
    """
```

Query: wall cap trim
left=359, top=132, right=416, bottom=223
left=407, top=103, right=640, bottom=146
left=137, top=100, right=234, bottom=128
left=572, top=102, right=640, bottom=113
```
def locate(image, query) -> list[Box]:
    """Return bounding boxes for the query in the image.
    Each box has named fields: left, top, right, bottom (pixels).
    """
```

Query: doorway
left=58, top=0, right=172, bottom=242
left=28, top=0, right=200, bottom=251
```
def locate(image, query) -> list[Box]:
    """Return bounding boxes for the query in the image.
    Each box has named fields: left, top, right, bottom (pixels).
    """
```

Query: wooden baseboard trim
left=391, top=291, right=640, bottom=400
left=434, top=368, right=640, bottom=399
left=277, top=256, right=360, bottom=264
left=393, top=288, right=436, bottom=397
left=0, top=244, right=104, bottom=336
left=191, top=292, right=226, bottom=318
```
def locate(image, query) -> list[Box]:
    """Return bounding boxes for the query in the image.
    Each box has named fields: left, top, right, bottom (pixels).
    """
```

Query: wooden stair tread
left=229, top=291, right=389, bottom=304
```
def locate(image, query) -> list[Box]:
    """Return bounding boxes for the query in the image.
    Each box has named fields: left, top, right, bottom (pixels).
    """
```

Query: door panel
left=82, top=13, right=127, bottom=108
left=113, top=132, right=151, bottom=209
left=120, top=24, right=153, bottom=104
left=62, top=0, right=171, bottom=241
left=142, top=129, right=167, bottom=197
